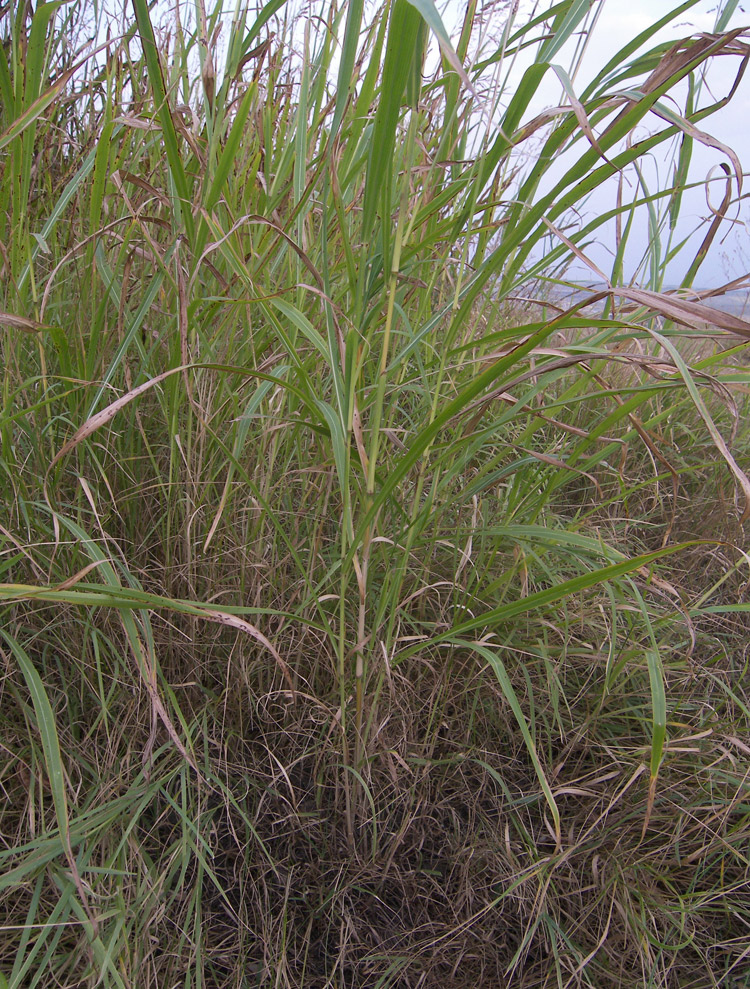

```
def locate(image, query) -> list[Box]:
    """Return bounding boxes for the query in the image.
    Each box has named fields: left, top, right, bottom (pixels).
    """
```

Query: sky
left=121, top=0, right=750, bottom=290
left=337, top=0, right=750, bottom=289
left=420, top=0, right=748, bottom=289
left=502, top=0, right=750, bottom=289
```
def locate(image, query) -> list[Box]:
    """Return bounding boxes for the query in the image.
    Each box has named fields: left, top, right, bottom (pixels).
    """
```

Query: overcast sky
left=152, top=0, right=749, bottom=289
left=505, top=0, right=750, bottom=289
left=397, top=0, right=749, bottom=288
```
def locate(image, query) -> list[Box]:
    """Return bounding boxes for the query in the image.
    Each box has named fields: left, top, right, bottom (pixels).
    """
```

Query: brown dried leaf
left=612, top=287, right=750, bottom=338
left=0, top=312, right=50, bottom=332
left=201, top=608, right=295, bottom=697
left=50, top=367, right=185, bottom=470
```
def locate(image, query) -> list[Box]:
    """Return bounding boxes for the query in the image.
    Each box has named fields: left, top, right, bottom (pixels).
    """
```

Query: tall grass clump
left=1, top=0, right=750, bottom=985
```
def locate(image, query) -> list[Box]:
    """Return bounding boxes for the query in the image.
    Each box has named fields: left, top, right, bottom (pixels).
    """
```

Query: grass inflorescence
left=1, top=0, right=750, bottom=986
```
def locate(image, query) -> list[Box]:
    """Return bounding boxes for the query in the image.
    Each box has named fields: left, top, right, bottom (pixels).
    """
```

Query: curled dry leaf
left=49, top=367, right=186, bottom=470
left=53, top=561, right=110, bottom=591
left=610, top=287, right=750, bottom=338
left=113, top=113, right=161, bottom=131
left=550, top=64, right=615, bottom=169
left=0, top=312, right=51, bottom=332
left=202, top=608, right=295, bottom=696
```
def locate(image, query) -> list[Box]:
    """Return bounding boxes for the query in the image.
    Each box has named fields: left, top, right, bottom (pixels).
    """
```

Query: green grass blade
left=331, top=0, right=365, bottom=140
left=131, top=0, right=194, bottom=241
left=362, top=0, right=422, bottom=238
left=463, top=640, right=560, bottom=845
left=0, top=632, right=72, bottom=859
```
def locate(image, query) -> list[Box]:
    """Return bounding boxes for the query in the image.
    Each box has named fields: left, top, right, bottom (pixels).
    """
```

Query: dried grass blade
left=1, top=632, right=98, bottom=934
left=200, top=608, right=295, bottom=697
left=49, top=367, right=186, bottom=470
left=650, top=329, right=750, bottom=520
left=611, top=287, right=750, bottom=338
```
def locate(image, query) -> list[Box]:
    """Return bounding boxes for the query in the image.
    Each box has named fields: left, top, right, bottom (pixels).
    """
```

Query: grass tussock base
left=4, top=524, right=749, bottom=988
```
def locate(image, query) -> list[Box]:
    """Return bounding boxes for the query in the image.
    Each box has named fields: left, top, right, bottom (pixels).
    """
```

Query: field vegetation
left=1, top=0, right=750, bottom=986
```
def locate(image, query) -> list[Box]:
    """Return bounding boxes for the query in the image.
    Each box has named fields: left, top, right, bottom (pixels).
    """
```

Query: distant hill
left=699, top=292, right=750, bottom=317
